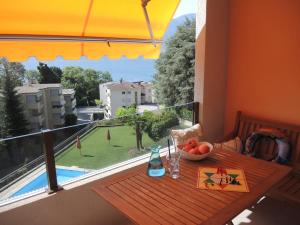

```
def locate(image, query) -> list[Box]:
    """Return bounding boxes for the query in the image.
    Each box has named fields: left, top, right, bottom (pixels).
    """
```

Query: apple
left=198, top=144, right=210, bottom=154
left=189, top=148, right=200, bottom=155
left=188, top=139, right=198, bottom=148
left=183, top=144, right=192, bottom=151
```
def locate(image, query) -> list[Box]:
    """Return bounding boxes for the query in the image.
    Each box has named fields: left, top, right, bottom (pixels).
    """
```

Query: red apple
left=198, top=144, right=210, bottom=154
left=184, top=144, right=192, bottom=152
left=189, top=148, right=199, bottom=155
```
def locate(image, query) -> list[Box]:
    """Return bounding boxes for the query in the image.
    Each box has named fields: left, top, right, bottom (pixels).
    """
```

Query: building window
left=52, top=101, right=62, bottom=108
left=53, top=113, right=61, bottom=120
left=26, top=95, right=36, bottom=104
left=50, top=89, right=59, bottom=96
left=122, top=91, right=125, bottom=95
left=127, top=91, right=131, bottom=94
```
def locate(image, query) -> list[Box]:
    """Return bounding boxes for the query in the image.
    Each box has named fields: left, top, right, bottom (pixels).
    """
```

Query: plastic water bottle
left=147, top=146, right=165, bottom=177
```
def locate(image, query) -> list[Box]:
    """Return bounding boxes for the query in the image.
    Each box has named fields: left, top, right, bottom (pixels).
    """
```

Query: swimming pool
left=11, top=168, right=85, bottom=197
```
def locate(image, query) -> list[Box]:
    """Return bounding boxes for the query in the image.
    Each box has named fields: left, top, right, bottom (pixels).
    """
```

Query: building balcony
left=26, top=101, right=43, bottom=110
left=1, top=0, right=300, bottom=223
left=51, top=95, right=65, bottom=103
left=0, top=101, right=300, bottom=225
left=52, top=107, right=65, bottom=114
left=29, top=115, right=44, bottom=123
left=53, top=117, right=65, bottom=126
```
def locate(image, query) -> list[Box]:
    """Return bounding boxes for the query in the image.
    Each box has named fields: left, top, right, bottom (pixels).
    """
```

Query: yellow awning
left=0, top=0, right=180, bottom=61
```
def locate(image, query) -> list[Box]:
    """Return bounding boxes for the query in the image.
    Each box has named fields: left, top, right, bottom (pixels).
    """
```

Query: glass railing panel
left=0, top=132, right=45, bottom=202
left=0, top=102, right=199, bottom=203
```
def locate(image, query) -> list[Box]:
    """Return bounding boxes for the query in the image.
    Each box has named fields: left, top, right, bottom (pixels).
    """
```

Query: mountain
left=163, top=13, right=195, bottom=42
left=22, top=13, right=196, bottom=82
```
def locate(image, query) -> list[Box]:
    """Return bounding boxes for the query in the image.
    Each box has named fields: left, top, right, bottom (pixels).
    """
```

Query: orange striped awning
left=0, top=0, right=180, bottom=61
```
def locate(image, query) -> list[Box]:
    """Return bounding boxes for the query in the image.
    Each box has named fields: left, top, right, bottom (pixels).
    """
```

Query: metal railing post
left=42, top=130, right=62, bottom=193
left=193, top=102, right=200, bottom=125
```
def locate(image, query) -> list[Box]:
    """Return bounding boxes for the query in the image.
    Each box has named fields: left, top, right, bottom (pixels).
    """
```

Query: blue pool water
left=12, top=168, right=85, bottom=197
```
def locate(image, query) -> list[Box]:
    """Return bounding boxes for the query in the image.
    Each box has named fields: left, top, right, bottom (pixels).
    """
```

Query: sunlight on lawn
left=56, top=126, right=156, bottom=169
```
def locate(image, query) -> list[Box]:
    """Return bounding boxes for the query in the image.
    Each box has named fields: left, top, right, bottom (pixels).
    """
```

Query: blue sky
left=22, top=0, right=197, bottom=81
left=174, top=0, right=197, bottom=18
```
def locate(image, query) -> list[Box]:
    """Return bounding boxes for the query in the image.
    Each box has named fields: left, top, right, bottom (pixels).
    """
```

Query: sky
left=174, top=0, right=197, bottom=18
left=22, top=0, right=197, bottom=81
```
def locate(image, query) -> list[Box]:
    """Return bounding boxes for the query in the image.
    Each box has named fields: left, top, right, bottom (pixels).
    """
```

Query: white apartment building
left=16, top=84, right=70, bottom=131
left=135, top=81, right=156, bottom=104
left=100, top=81, right=141, bottom=119
left=62, top=89, right=77, bottom=115
left=99, top=80, right=155, bottom=119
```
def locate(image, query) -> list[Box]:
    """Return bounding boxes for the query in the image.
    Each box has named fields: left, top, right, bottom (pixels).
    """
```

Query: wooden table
left=93, top=149, right=291, bottom=225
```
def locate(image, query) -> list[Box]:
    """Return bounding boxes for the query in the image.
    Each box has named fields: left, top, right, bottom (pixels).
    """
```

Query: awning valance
left=0, top=0, right=180, bottom=61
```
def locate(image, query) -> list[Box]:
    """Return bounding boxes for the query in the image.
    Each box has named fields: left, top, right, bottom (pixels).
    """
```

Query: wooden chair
left=227, top=111, right=300, bottom=204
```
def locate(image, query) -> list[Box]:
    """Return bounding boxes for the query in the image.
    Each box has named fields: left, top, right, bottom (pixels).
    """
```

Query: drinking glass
left=166, top=152, right=181, bottom=179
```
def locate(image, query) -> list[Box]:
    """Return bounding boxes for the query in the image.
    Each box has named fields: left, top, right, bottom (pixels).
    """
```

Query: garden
left=56, top=108, right=192, bottom=170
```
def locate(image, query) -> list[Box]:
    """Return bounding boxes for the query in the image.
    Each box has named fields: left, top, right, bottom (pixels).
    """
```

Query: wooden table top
left=92, top=149, right=291, bottom=225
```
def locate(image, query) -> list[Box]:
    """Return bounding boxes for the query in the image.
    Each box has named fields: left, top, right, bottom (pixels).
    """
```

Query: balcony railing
left=0, top=102, right=199, bottom=204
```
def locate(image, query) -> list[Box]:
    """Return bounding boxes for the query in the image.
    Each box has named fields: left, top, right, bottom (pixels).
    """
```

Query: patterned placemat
left=197, top=167, right=249, bottom=192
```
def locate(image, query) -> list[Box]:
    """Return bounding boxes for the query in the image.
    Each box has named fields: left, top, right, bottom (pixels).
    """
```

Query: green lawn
left=56, top=126, right=156, bottom=170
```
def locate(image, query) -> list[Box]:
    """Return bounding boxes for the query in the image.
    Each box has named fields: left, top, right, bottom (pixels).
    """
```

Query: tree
left=154, top=18, right=195, bottom=106
left=116, top=106, right=144, bottom=150
left=0, top=98, right=7, bottom=138
left=142, top=110, right=179, bottom=142
left=0, top=58, right=25, bottom=86
left=99, top=71, right=113, bottom=84
left=37, top=63, right=62, bottom=83
left=106, top=129, right=111, bottom=144
left=24, top=70, right=41, bottom=83
left=116, top=107, right=179, bottom=149
left=95, top=99, right=103, bottom=107
left=76, top=136, right=82, bottom=156
left=62, top=66, right=112, bottom=106
left=0, top=60, right=28, bottom=137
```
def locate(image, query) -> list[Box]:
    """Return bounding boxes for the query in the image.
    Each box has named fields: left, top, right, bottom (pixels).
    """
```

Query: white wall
left=109, top=87, right=141, bottom=118
left=0, top=180, right=131, bottom=225
left=99, top=84, right=107, bottom=105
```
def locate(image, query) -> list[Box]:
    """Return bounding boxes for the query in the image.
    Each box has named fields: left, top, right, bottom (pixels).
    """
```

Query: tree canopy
left=24, top=70, right=41, bottom=83
left=154, top=18, right=195, bottom=106
left=116, top=106, right=179, bottom=150
left=0, top=59, right=28, bottom=137
left=0, top=58, right=25, bottom=86
left=61, top=66, right=112, bottom=106
left=37, top=63, right=62, bottom=84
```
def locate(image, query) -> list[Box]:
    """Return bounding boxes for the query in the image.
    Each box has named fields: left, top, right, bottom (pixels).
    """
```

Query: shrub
left=179, top=108, right=193, bottom=121
left=65, top=114, right=77, bottom=126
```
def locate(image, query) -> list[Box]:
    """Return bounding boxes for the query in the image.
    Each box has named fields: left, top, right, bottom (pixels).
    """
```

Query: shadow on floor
left=232, top=197, right=300, bottom=225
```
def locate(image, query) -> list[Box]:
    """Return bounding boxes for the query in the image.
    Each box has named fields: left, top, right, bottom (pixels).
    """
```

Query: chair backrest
left=232, top=111, right=300, bottom=172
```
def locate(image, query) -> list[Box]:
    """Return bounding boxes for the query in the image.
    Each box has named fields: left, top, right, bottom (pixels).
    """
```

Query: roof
left=16, top=83, right=62, bottom=94
left=102, top=81, right=141, bottom=90
left=15, top=86, right=41, bottom=94
left=62, top=89, right=75, bottom=95
left=0, top=0, right=180, bottom=61
left=30, top=83, right=62, bottom=89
